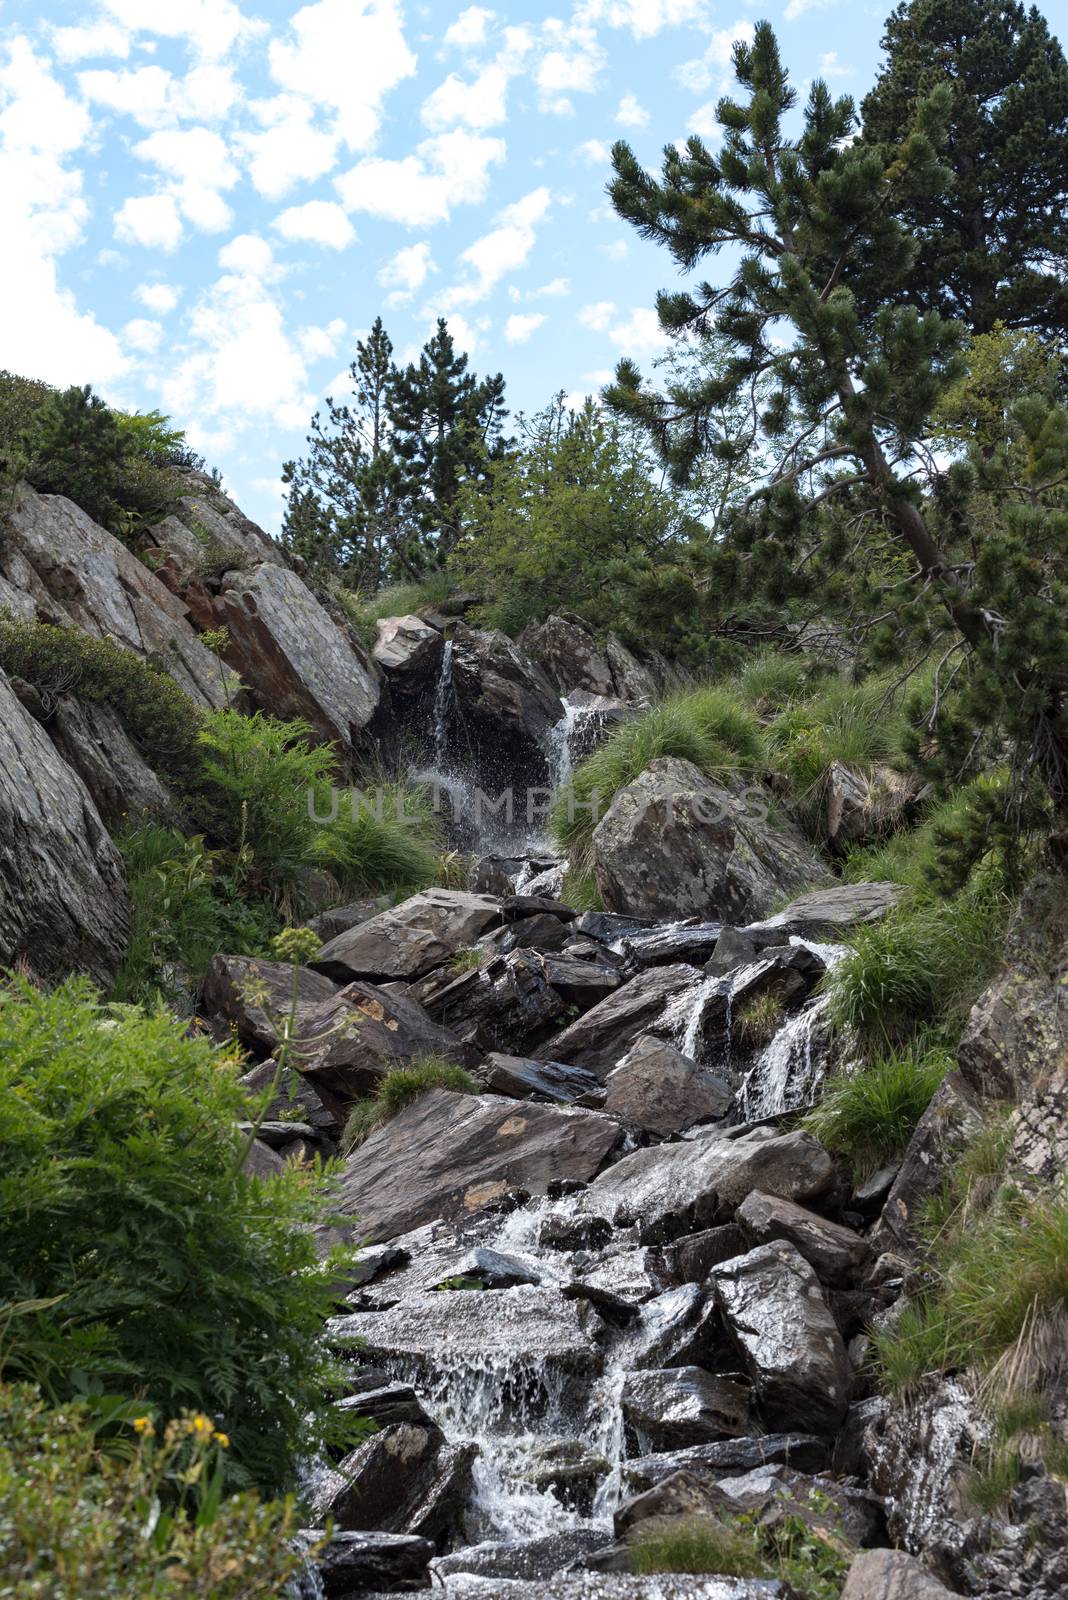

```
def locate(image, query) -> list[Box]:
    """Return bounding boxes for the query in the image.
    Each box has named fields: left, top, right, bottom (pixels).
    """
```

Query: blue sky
left=0, top=0, right=940, bottom=532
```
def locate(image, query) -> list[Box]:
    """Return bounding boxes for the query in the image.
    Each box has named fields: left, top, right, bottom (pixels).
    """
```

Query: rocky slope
left=1, top=477, right=1065, bottom=1599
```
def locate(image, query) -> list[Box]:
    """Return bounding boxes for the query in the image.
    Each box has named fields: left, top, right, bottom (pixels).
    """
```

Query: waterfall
left=432, top=638, right=455, bottom=770
left=735, top=937, right=848, bottom=1121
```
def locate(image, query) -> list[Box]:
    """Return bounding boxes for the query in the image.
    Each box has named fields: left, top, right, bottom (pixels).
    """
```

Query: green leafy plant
left=0, top=1383, right=308, bottom=1598
left=803, top=1041, right=952, bottom=1178
left=341, top=1058, right=481, bottom=1151
left=448, top=946, right=483, bottom=975
left=0, top=977, right=359, bottom=1494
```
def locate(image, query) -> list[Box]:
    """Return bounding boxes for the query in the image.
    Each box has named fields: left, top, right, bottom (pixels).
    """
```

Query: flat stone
left=614, top=1469, right=741, bottom=1541
left=736, top=1192, right=868, bottom=1284
left=435, top=1529, right=612, bottom=1582
left=481, top=1052, right=606, bottom=1106
left=314, top=889, right=504, bottom=982
left=334, top=1088, right=621, bottom=1242
left=621, top=1434, right=831, bottom=1494
left=603, top=1035, right=730, bottom=1136
left=711, top=1242, right=853, bottom=1435
left=743, top=883, right=904, bottom=943
left=622, top=1368, right=753, bottom=1452
left=841, top=1549, right=955, bottom=1599
left=305, top=1528, right=435, bottom=1598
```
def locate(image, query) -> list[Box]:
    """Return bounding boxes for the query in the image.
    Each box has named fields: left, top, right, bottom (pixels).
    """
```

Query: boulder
left=372, top=613, right=443, bottom=695
left=623, top=923, right=726, bottom=968
left=147, top=476, right=287, bottom=574
left=624, top=1283, right=722, bottom=1369
left=716, top=1464, right=885, bottom=1550
left=198, top=562, right=380, bottom=755
left=536, top=964, right=703, bottom=1079
left=603, top=1035, right=731, bottom=1136
left=592, top=757, right=830, bottom=922
left=0, top=487, right=233, bottom=708
left=17, top=690, right=174, bottom=827
left=306, top=895, right=393, bottom=943
left=334, top=1382, right=437, bottom=1432
left=840, top=1549, right=954, bottom=1599
left=518, top=615, right=617, bottom=698
left=308, top=1420, right=474, bottom=1547
left=614, top=1469, right=741, bottom=1541
left=416, top=949, right=565, bottom=1054
left=446, top=622, right=564, bottom=789
left=743, top=883, right=904, bottom=944
left=307, top=1528, right=435, bottom=1597
left=865, top=1377, right=981, bottom=1556
left=0, top=669, right=130, bottom=986
left=605, top=635, right=660, bottom=704
left=436, top=1528, right=610, bottom=1581
left=481, top=1052, right=605, bottom=1106
left=314, top=889, right=503, bottom=982
left=710, top=1242, right=853, bottom=1435
left=523, top=1442, right=612, bottom=1516
left=736, top=1192, right=868, bottom=1284
left=870, top=1074, right=985, bottom=1255
left=331, top=1285, right=601, bottom=1375
left=825, top=762, right=917, bottom=850
left=622, top=1369, right=753, bottom=1452
left=202, top=954, right=338, bottom=1052
left=334, top=1088, right=621, bottom=1241
left=652, top=1226, right=750, bottom=1287
left=585, top=1131, right=835, bottom=1243
left=621, top=1434, right=831, bottom=1494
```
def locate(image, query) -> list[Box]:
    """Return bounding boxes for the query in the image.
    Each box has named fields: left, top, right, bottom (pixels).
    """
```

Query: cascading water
left=433, top=638, right=455, bottom=771
left=736, top=938, right=847, bottom=1121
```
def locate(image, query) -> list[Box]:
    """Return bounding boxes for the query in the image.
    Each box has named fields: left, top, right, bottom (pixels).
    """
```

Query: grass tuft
left=803, top=1041, right=952, bottom=1179
left=342, top=1058, right=480, bottom=1151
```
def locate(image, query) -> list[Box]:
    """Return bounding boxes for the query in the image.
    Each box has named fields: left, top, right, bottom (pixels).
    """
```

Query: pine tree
left=282, top=317, right=411, bottom=586
left=388, top=318, right=509, bottom=560
left=606, top=21, right=1068, bottom=815
left=21, top=384, right=132, bottom=531
left=861, top=0, right=1068, bottom=339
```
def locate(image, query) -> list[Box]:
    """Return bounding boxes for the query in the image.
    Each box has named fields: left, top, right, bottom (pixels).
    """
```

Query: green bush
left=803, top=1042, right=952, bottom=1177
left=766, top=674, right=907, bottom=839
left=20, top=385, right=140, bottom=532
left=0, top=1384, right=305, bottom=1598
left=112, top=826, right=276, bottom=1006
left=342, top=1058, right=481, bottom=1151
left=826, top=887, right=1008, bottom=1041
left=0, top=370, right=53, bottom=463
left=310, top=783, right=442, bottom=897
left=0, top=619, right=204, bottom=788
left=734, top=650, right=814, bottom=714
left=551, top=684, right=766, bottom=869
left=0, top=977, right=358, bottom=1493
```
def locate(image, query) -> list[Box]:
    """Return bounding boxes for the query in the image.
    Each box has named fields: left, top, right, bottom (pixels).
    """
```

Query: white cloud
left=115, top=193, right=184, bottom=251
left=99, top=0, right=265, bottom=61
left=529, top=276, right=571, bottom=299
left=819, top=51, right=852, bottom=78
left=442, top=186, right=552, bottom=309
left=578, top=138, right=610, bottom=164
left=576, top=0, right=709, bottom=38
left=688, top=102, right=723, bottom=140
left=297, top=318, right=346, bottom=359
left=0, top=37, right=127, bottom=387
left=378, top=240, right=436, bottom=303
left=273, top=199, right=356, bottom=249
left=133, top=127, right=240, bottom=235
left=536, top=19, right=604, bottom=112
left=218, top=232, right=275, bottom=276
left=269, top=0, right=416, bottom=150
left=505, top=311, right=547, bottom=343
left=579, top=300, right=616, bottom=332
left=606, top=305, right=668, bottom=353
left=784, top=0, right=836, bottom=18
left=421, top=64, right=511, bottom=131
left=123, top=317, right=163, bottom=352
left=78, top=65, right=173, bottom=127
left=443, top=7, right=495, bottom=48
left=603, top=238, right=628, bottom=261
left=614, top=92, right=649, bottom=128
left=136, top=282, right=181, bottom=313
left=51, top=22, right=131, bottom=62
left=336, top=129, right=505, bottom=227
left=677, top=20, right=754, bottom=93
left=240, top=96, right=338, bottom=200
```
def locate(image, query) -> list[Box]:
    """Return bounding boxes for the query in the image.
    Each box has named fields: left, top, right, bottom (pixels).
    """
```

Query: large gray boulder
left=518, top=615, right=617, bottom=698
left=840, top=1549, right=954, bottom=1599
left=371, top=613, right=443, bottom=696
left=710, top=1242, right=854, bottom=1435
left=0, top=669, right=130, bottom=986
left=0, top=487, right=233, bottom=708
left=306, top=1529, right=435, bottom=1598
left=603, top=1035, right=730, bottom=1135
left=592, top=757, right=831, bottom=922
left=621, top=1368, right=752, bottom=1452
left=334, top=1087, right=621, bottom=1241
left=736, top=1191, right=868, bottom=1284
left=198, top=562, right=380, bottom=754
left=584, top=1130, right=835, bottom=1243
left=446, top=623, right=564, bottom=789
left=308, top=1420, right=474, bottom=1547
left=314, top=888, right=503, bottom=982
left=743, top=882, right=904, bottom=944
left=14, top=686, right=174, bottom=827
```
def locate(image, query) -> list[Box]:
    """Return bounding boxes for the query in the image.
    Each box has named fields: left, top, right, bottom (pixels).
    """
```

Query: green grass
left=734, top=990, right=787, bottom=1048
left=310, top=783, right=442, bottom=897
left=631, top=1518, right=766, bottom=1579
left=735, top=650, right=814, bottom=714
left=448, top=946, right=484, bottom=974
left=825, top=886, right=1009, bottom=1042
left=341, top=1058, right=481, bottom=1151
left=630, top=1509, right=849, bottom=1600
left=550, top=684, right=767, bottom=869
left=338, top=573, right=453, bottom=646
left=803, top=1041, right=952, bottom=1178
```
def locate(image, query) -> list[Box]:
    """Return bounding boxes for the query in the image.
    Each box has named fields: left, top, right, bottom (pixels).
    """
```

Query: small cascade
left=735, top=937, right=848, bottom=1121
left=432, top=638, right=455, bottom=770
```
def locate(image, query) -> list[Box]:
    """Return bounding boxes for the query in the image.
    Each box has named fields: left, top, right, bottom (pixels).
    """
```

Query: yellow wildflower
left=132, top=1416, right=154, bottom=1437
left=213, top=1431, right=230, bottom=1449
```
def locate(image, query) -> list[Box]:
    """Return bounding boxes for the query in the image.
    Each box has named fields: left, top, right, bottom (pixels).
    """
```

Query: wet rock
left=334, top=1089, right=621, bottom=1242
left=197, top=562, right=380, bottom=754
left=0, top=669, right=130, bottom=987
left=622, top=923, right=726, bottom=968
left=24, top=691, right=175, bottom=827
left=310, top=1422, right=474, bottom=1549
left=621, top=1434, right=831, bottom=1494
left=415, top=1576, right=794, bottom=1598
left=479, top=913, right=571, bottom=957
left=314, top=889, right=504, bottom=982
left=481, top=1053, right=606, bottom=1107
left=614, top=1469, right=741, bottom=1540
left=447, top=622, right=564, bottom=789
left=568, top=1247, right=669, bottom=1306
left=622, top=1369, right=752, bottom=1452
left=420, top=949, right=565, bottom=1054
left=335, top=1383, right=437, bottom=1431
left=443, top=1245, right=543, bottom=1289
left=540, top=1212, right=615, bottom=1253
left=870, top=1074, right=985, bottom=1255
left=536, top=964, right=703, bottom=1079
left=572, top=910, right=655, bottom=946
left=372, top=614, right=443, bottom=695
left=523, top=1441, right=612, bottom=1515
left=711, top=1242, right=853, bottom=1435
left=307, top=1527, right=435, bottom=1597
left=866, top=1377, right=982, bottom=1556
left=705, top=927, right=759, bottom=977
left=717, top=1464, right=884, bottom=1550
left=743, top=882, right=904, bottom=944
left=840, top=1548, right=954, bottom=1599
left=1, top=487, right=233, bottom=708
left=624, top=1283, right=721, bottom=1369
left=736, top=1192, right=868, bottom=1284
left=332, top=1285, right=602, bottom=1375
left=518, top=615, right=618, bottom=698
left=603, top=1035, right=730, bottom=1136
left=436, top=1529, right=613, bottom=1582
left=591, top=757, right=830, bottom=923
left=826, top=762, right=917, bottom=849
left=651, top=1227, right=749, bottom=1287
left=585, top=1131, right=835, bottom=1243
left=472, top=855, right=561, bottom=897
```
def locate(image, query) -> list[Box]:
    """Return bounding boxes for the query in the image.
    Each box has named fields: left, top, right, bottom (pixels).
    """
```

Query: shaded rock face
left=314, top=889, right=504, bottom=983
left=1, top=487, right=233, bottom=709
left=416, top=948, right=565, bottom=1055
left=736, top=1192, right=868, bottom=1284
left=518, top=615, right=617, bottom=699
left=710, top=1241, right=854, bottom=1436
left=481, top=1052, right=605, bottom=1106
left=307, top=1528, right=435, bottom=1598
left=445, top=622, right=564, bottom=789
left=309, top=1419, right=474, bottom=1548
left=620, top=1435, right=831, bottom=1494
left=0, top=669, right=130, bottom=987
left=603, top=1035, right=731, bottom=1136
left=196, top=562, right=380, bottom=756
left=743, top=882, right=904, bottom=944
left=870, top=1074, right=985, bottom=1255
left=372, top=613, right=444, bottom=696
left=334, top=1088, right=621, bottom=1242
left=826, top=761, right=917, bottom=850
left=14, top=687, right=174, bottom=827
left=621, top=1368, right=752, bottom=1453
left=840, top=1548, right=954, bottom=1599
left=592, top=758, right=831, bottom=922
left=535, top=963, right=703, bottom=1079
